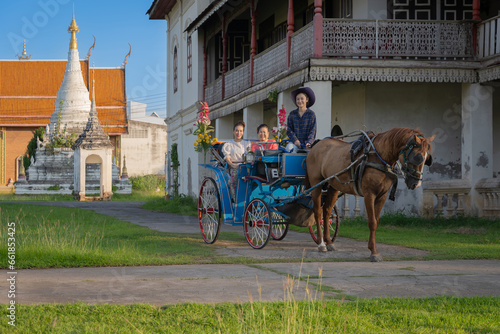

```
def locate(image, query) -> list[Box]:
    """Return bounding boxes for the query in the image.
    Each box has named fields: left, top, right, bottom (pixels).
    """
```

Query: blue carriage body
left=200, top=145, right=308, bottom=226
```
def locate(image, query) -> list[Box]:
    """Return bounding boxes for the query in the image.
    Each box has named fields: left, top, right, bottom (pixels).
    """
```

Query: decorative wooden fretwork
left=322, top=19, right=474, bottom=59
left=225, top=62, right=250, bottom=99
left=254, top=40, right=287, bottom=85
left=291, top=23, right=314, bottom=65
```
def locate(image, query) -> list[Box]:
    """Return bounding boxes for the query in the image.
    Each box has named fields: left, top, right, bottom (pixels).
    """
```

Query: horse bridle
left=398, top=135, right=425, bottom=182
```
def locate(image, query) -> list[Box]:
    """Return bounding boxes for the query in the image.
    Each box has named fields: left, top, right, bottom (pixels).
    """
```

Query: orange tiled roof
left=0, top=60, right=126, bottom=132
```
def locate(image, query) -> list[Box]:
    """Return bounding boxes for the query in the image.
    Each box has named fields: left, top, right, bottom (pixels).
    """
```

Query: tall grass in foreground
left=1, top=297, right=498, bottom=333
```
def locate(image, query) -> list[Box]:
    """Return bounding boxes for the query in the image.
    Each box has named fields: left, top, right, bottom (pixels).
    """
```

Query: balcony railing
left=225, top=62, right=251, bottom=99
left=477, top=15, right=500, bottom=59
left=205, top=19, right=477, bottom=105
left=476, top=178, right=500, bottom=218
left=205, top=77, right=222, bottom=106
left=291, top=23, right=314, bottom=64
left=323, top=19, right=474, bottom=59
left=253, top=40, right=288, bottom=85
left=423, top=179, right=470, bottom=218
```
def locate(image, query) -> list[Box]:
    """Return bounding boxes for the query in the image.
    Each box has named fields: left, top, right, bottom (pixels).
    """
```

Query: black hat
left=291, top=86, right=315, bottom=108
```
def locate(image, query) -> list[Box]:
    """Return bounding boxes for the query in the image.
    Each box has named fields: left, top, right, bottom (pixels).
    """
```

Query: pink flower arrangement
left=193, top=102, right=216, bottom=158
left=272, top=105, right=288, bottom=144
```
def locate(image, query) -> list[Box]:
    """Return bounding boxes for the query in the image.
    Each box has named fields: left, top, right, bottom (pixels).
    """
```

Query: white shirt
left=222, top=140, right=251, bottom=164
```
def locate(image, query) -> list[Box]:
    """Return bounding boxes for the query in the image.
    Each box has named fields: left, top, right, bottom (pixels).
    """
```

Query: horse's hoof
left=318, top=244, right=328, bottom=253
left=370, top=254, right=383, bottom=262
left=326, top=244, right=337, bottom=251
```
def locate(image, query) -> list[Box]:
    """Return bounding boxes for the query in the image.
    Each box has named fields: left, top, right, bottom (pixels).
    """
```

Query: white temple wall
left=121, top=120, right=168, bottom=176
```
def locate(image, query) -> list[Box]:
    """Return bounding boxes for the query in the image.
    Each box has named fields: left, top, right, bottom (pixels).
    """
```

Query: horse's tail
left=304, top=163, right=311, bottom=189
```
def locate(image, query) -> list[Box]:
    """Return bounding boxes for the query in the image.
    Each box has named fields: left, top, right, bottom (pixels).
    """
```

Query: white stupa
left=48, top=14, right=91, bottom=136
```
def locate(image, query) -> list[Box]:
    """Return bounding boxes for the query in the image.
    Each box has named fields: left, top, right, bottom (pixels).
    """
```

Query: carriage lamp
left=245, top=151, right=255, bottom=164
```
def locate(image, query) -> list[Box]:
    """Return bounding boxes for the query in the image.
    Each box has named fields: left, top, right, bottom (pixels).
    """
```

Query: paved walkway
left=2, top=201, right=500, bottom=305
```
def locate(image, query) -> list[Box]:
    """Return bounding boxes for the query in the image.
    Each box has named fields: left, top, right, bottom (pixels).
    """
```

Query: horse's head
left=398, top=134, right=435, bottom=190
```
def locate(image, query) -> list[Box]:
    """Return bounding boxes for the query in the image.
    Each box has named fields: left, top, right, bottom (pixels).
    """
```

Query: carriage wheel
left=309, top=206, right=340, bottom=244
left=271, top=211, right=289, bottom=241
left=243, top=199, right=272, bottom=249
left=198, top=177, right=221, bottom=244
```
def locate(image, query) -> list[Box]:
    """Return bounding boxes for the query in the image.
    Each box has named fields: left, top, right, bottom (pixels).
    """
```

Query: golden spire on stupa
left=68, top=13, right=79, bottom=49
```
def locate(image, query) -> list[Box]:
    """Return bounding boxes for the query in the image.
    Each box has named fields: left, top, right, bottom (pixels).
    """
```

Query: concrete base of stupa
left=15, top=148, right=131, bottom=196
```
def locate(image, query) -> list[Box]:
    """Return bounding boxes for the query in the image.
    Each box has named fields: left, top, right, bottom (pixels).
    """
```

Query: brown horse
left=305, top=127, right=435, bottom=262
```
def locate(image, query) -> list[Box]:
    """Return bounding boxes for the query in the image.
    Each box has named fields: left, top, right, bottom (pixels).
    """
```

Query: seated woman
left=222, top=121, right=251, bottom=198
left=251, top=124, right=279, bottom=152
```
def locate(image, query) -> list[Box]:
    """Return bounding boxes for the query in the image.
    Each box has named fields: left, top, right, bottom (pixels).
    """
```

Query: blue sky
left=0, top=0, right=167, bottom=117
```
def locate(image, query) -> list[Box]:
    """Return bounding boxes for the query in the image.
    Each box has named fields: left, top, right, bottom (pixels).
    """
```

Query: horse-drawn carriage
left=198, top=141, right=338, bottom=249
left=198, top=128, right=434, bottom=260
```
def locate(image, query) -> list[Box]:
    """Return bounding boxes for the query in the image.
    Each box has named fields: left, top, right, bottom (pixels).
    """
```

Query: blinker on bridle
left=399, top=135, right=425, bottom=181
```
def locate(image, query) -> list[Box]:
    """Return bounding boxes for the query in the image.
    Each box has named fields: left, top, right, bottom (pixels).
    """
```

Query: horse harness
left=302, top=131, right=424, bottom=202
left=348, top=134, right=399, bottom=201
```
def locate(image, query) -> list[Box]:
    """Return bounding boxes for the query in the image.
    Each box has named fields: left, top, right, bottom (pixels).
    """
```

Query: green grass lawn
left=339, top=214, right=500, bottom=260
left=1, top=204, right=499, bottom=269
left=0, top=203, right=251, bottom=269
left=2, top=297, right=499, bottom=333
left=141, top=195, right=198, bottom=216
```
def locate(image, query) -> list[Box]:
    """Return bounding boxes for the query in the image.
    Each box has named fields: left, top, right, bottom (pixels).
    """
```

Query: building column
left=221, top=16, right=228, bottom=99
left=313, top=0, right=323, bottom=58
left=304, top=81, right=332, bottom=140
left=277, top=88, right=296, bottom=121
left=243, top=102, right=263, bottom=138
left=461, top=83, right=494, bottom=214
left=472, top=0, right=481, bottom=54
left=215, top=114, right=235, bottom=140
left=203, top=30, right=207, bottom=101
left=102, top=149, right=113, bottom=197
left=286, top=0, right=294, bottom=67
left=250, top=0, right=257, bottom=85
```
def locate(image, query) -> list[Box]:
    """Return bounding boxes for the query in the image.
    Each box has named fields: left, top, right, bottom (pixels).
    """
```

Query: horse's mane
left=374, top=127, right=431, bottom=160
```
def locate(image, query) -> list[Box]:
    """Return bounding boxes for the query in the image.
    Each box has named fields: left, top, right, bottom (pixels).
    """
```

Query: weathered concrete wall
left=331, top=82, right=462, bottom=215
left=121, top=120, right=168, bottom=176
left=332, top=82, right=366, bottom=135
left=493, top=89, right=500, bottom=177
left=365, top=82, right=462, bottom=180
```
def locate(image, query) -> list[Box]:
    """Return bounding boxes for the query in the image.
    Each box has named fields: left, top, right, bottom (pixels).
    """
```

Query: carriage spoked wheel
left=309, top=205, right=340, bottom=244
left=198, top=177, right=221, bottom=244
left=243, top=199, right=272, bottom=249
left=271, top=211, right=289, bottom=241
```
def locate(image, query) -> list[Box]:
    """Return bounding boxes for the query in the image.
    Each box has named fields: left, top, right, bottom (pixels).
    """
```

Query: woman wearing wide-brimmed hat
left=285, top=86, right=317, bottom=152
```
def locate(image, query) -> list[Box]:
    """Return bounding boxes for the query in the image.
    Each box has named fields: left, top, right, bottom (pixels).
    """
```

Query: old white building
left=148, top=0, right=500, bottom=217
left=120, top=101, right=168, bottom=177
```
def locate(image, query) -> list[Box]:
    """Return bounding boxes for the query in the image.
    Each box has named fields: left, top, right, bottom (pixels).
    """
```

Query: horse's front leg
left=364, top=193, right=387, bottom=262
left=322, top=187, right=339, bottom=251
left=311, top=188, right=326, bottom=252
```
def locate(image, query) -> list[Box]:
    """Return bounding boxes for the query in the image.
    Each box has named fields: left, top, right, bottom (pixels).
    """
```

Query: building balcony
left=205, top=17, right=500, bottom=107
